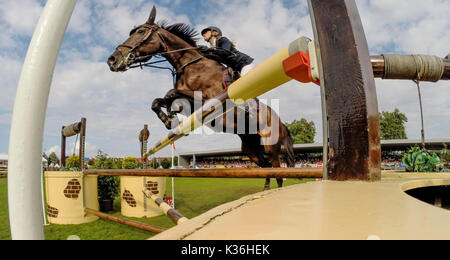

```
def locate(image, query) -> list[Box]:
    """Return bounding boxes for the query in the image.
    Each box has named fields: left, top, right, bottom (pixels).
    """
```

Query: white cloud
left=68, top=140, right=98, bottom=158
left=91, top=2, right=190, bottom=45
left=44, top=146, right=60, bottom=157
left=0, top=55, right=23, bottom=110
left=359, top=0, right=450, bottom=56
left=0, top=0, right=43, bottom=35
left=66, top=0, right=93, bottom=36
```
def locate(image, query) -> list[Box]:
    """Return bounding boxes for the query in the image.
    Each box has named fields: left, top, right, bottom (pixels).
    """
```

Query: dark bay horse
left=107, top=6, right=294, bottom=190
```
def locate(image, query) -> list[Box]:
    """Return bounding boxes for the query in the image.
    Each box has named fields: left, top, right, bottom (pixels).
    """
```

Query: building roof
left=179, top=139, right=450, bottom=158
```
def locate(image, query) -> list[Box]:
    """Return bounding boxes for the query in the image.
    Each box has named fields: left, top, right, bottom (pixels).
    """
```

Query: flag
left=171, top=142, right=176, bottom=150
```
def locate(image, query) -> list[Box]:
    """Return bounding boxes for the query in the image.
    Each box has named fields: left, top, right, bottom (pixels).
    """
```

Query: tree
left=379, top=109, right=408, bottom=140
left=91, top=150, right=120, bottom=203
left=285, top=119, right=316, bottom=144
left=149, top=158, right=159, bottom=169
left=440, top=144, right=450, bottom=167
left=161, top=159, right=172, bottom=169
left=48, top=152, right=60, bottom=166
left=173, top=156, right=178, bottom=167
left=92, top=150, right=114, bottom=170
left=66, top=155, right=80, bottom=169
left=113, top=158, right=123, bottom=170
left=123, top=157, right=139, bottom=169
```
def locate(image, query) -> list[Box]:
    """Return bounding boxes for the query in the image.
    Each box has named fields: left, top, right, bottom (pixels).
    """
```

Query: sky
left=0, top=0, right=449, bottom=159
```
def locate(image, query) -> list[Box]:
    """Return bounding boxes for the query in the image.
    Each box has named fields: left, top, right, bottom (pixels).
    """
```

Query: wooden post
left=79, top=118, right=86, bottom=171
left=84, top=208, right=167, bottom=234
left=309, top=0, right=381, bottom=181
left=143, top=190, right=188, bottom=225
left=139, top=125, right=150, bottom=168
left=370, top=55, right=449, bottom=81
left=61, top=118, right=86, bottom=170
left=84, top=168, right=323, bottom=179
left=61, top=127, right=66, bottom=167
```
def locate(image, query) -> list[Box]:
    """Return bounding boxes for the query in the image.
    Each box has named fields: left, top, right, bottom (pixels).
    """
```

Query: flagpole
left=171, top=143, right=175, bottom=209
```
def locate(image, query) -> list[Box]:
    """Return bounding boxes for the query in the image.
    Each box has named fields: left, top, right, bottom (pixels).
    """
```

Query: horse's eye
left=137, top=30, right=145, bottom=34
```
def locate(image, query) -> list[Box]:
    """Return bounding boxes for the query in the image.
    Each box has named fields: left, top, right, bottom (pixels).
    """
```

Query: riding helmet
left=201, top=26, right=223, bottom=37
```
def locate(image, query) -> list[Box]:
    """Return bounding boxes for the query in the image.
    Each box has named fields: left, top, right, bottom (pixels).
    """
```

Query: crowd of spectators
left=381, top=155, right=405, bottom=169
left=195, top=160, right=256, bottom=169
left=194, top=157, right=325, bottom=169
left=193, top=155, right=406, bottom=169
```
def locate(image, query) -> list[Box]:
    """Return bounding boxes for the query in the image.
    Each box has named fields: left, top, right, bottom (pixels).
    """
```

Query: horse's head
left=107, top=6, right=163, bottom=72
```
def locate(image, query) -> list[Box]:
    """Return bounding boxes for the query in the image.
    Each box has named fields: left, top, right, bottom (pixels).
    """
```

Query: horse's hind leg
left=239, top=135, right=273, bottom=190
left=266, top=145, right=284, bottom=188
left=257, top=104, right=285, bottom=188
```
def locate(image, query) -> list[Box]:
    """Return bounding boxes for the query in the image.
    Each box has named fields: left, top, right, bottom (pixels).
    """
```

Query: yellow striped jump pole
left=145, top=37, right=313, bottom=158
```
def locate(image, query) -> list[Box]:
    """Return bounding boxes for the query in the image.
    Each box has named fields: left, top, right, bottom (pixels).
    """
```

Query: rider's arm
left=216, top=37, right=233, bottom=52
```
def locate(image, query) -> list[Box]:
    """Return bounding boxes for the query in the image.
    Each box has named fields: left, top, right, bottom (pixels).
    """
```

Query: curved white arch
left=8, top=0, right=77, bottom=240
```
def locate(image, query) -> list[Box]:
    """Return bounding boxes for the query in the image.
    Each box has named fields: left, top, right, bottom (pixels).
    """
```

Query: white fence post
left=8, top=0, right=77, bottom=240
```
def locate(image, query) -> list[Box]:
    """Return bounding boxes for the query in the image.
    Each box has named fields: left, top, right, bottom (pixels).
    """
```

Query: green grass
left=0, top=177, right=311, bottom=240
left=0, top=179, right=10, bottom=240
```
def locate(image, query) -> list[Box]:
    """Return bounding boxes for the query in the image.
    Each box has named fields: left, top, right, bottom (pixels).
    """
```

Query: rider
left=201, top=26, right=259, bottom=114
left=201, top=26, right=255, bottom=76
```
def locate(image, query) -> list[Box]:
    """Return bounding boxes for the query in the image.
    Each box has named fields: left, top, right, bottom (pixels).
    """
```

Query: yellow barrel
left=44, top=171, right=99, bottom=224
left=120, top=176, right=166, bottom=218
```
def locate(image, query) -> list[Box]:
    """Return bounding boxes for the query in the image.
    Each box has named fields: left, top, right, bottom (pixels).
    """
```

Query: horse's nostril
left=108, top=56, right=116, bottom=64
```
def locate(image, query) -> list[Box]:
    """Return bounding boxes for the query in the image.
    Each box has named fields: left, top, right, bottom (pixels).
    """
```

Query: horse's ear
left=147, top=6, right=157, bottom=24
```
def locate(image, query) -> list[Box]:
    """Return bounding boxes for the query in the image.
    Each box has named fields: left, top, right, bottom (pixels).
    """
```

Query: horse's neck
left=160, top=32, right=224, bottom=99
left=160, top=35, right=198, bottom=72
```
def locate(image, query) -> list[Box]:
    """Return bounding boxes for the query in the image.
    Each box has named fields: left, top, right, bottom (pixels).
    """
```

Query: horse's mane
left=158, top=20, right=199, bottom=47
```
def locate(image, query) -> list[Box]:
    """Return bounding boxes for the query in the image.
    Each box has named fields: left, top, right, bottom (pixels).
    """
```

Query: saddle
left=199, top=47, right=260, bottom=114
left=222, top=67, right=240, bottom=89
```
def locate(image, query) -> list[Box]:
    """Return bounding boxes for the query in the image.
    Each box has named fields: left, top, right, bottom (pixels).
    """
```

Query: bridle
left=116, top=24, right=159, bottom=65
left=115, top=24, right=202, bottom=83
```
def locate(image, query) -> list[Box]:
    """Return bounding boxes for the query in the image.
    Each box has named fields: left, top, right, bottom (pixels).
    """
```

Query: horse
left=107, top=6, right=295, bottom=190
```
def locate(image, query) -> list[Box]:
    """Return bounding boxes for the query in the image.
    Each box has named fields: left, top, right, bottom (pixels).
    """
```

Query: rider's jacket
left=200, top=37, right=254, bottom=72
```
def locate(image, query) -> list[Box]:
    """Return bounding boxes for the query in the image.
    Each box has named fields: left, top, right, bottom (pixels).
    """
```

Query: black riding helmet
left=201, top=26, right=223, bottom=37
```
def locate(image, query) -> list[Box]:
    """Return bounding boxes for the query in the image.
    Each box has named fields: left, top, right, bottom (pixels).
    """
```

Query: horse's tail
left=282, top=124, right=295, bottom=168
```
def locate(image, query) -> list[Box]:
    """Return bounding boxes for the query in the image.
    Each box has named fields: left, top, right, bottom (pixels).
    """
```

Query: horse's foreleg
left=152, top=98, right=173, bottom=130
left=239, top=135, right=273, bottom=191
left=167, top=101, right=183, bottom=119
left=269, top=152, right=283, bottom=188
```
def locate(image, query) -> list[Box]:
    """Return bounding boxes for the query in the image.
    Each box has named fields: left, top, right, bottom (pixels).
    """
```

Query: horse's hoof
left=263, top=186, right=271, bottom=191
left=164, top=121, right=172, bottom=130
